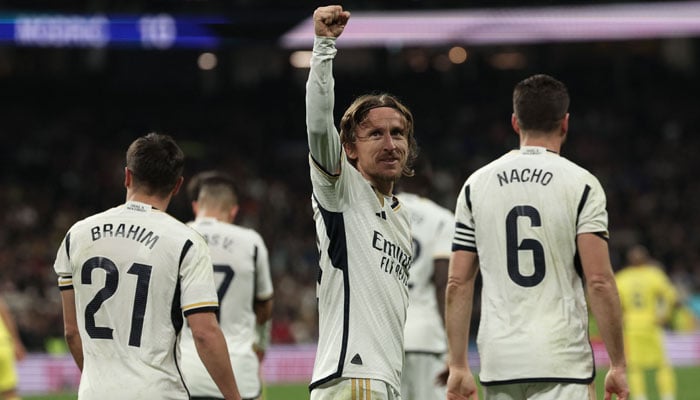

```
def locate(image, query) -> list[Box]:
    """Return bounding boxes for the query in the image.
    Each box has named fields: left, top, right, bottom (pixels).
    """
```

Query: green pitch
left=22, top=366, right=700, bottom=400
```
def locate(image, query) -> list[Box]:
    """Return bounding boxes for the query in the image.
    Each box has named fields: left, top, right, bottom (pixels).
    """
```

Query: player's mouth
left=378, top=154, right=401, bottom=164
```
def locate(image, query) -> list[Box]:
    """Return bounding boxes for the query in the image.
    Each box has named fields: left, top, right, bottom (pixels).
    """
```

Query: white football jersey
left=180, top=217, right=273, bottom=398
left=453, top=146, right=607, bottom=385
left=306, top=35, right=412, bottom=393
left=310, top=153, right=412, bottom=393
left=399, top=192, right=453, bottom=353
left=53, top=201, right=218, bottom=400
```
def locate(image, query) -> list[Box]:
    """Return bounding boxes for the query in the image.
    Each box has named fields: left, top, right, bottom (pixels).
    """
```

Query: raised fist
left=313, top=5, right=350, bottom=38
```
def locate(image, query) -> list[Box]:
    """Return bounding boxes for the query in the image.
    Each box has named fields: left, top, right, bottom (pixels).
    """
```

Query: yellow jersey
left=615, top=264, right=677, bottom=332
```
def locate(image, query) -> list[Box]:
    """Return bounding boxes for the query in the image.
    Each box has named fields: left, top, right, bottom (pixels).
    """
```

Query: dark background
left=1, top=0, right=698, bottom=348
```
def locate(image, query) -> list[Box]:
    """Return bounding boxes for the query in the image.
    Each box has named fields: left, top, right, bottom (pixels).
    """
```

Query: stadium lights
left=197, top=52, right=217, bottom=70
left=279, top=1, right=700, bottom=48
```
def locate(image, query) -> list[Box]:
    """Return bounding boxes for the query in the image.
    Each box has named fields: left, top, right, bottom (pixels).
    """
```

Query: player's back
left=400, top=192, right=453, bottom=353
left=180, top=217, right=273, bottom=398
left=458, top=146, right=607, bottom=383
left=616, top=264, right=676, bottom=332
left=57, top=201, right=212, bottom=400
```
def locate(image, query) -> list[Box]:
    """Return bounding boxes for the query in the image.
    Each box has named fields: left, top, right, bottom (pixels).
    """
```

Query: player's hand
left=446, top=365, right=479, bottom=400
left=604, top=366, right=629, bottom=400
left=313, top=5, right=350, bottom=38
left=435, top=364, right=449, bottom=386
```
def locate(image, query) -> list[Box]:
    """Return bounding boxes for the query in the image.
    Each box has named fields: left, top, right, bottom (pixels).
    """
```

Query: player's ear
left=192, top=201, right=199, bottom=215
left=561, top=113, right=569, bottom=136
left=344, top=142, right=358, bottom=161
left=511, top=113, right=521, bottom=135
left=229, top=205, right=239, bottom=223
left=124, top=167, right=132, bottom=189
left=171, top=176, right=184, bottom=196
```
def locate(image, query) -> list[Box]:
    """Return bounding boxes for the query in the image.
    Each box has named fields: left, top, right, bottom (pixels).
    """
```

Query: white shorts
left=310, top=377, right=402, bottom=400
left=401, top=352, right=446, bottom=400
left=483, top=381, right=596, bottom=400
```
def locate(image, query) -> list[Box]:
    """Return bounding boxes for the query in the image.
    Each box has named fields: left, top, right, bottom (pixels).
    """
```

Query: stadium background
left=1, top=0, right=699, bottom=398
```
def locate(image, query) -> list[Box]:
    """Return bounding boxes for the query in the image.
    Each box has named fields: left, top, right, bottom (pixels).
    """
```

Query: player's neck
left=125, top=191, right=171, bottom=212
left=197, top=209, right=233, bottom=223
left=520, top=138, right=561, bottom=154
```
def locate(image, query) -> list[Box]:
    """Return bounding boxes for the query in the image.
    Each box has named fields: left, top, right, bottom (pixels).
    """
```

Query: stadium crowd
left=1, top=38, right=699, bottom=351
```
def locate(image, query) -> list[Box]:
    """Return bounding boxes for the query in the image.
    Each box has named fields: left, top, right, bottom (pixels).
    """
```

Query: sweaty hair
left=339, top=93, right=418, bottom=177
left=188, top=171, right=238, bottom=210
left=126, top=132, right=184, bottom=197
left=512, top=74, right=570, bottom=133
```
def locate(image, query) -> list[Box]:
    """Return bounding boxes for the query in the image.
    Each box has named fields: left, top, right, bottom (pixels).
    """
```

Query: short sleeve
left=452, top=182, right=476, bottom=252
left=53, top=232, right=74, bottom=291
left=179, top=237, right=219, bottom=316
left=433, top=208, right=455, bottom=259
left=576, top=175, right=609, bottom=237
left=254, top=234, right=274, bottom=300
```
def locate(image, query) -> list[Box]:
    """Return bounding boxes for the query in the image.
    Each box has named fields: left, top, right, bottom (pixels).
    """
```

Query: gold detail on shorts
left=350, top=378, right=373, bottom=399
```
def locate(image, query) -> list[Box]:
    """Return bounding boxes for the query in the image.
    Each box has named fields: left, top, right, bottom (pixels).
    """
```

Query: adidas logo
left=375, top=211, right=387, bottom=220
left=350, top=353, right=363, bottom=365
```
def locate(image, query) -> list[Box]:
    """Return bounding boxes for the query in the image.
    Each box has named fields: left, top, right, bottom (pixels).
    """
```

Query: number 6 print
left=505, top=205, right=545, bottom=287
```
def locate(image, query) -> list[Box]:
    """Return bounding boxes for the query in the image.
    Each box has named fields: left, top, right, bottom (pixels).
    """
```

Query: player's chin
left=379, top=169, right=403, bottom=182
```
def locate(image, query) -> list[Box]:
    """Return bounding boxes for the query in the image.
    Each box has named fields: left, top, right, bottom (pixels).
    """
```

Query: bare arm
left=187, top=312, right=241, bottom=400
left=432, top=257, right=449, bottom=326
left=445, top=250, right=480, bottom=399
left=253, top=298, right=273, bottom=325
left=306, top=5, right=350, bottom=173
left=60, top=290, right=83, bottom=371
left=252, top=298, right=274, bottom=361
left=578, top=233, right=629, bottom=400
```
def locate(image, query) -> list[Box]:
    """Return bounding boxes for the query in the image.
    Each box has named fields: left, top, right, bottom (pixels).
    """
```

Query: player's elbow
left=446, top=276, right=467, bottom=300
left=64, top=323, right=80, bottom=344
left=585, top=273, right=616, bottom=295
left=189, top=313, right=222, bottom=345
left=254, top=298, right=273, bottom=325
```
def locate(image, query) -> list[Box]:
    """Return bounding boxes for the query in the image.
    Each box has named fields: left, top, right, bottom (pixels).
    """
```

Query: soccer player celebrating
left=53, top=133, right=241, bottom=400
left=180, top=171, right=274, bottom=400
left=616, top=244, right=677, bottom=400
left=306, top=5, right=418, bottom=400
left=445, top=74, right=629, bottom=400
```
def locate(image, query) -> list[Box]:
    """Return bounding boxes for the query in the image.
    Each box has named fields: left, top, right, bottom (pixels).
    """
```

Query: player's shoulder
left=464, top=150, right=519, bottom=184
left=642, top=264, right=670, bottom=279
left=229, top=223, right=266, bottom=244
left=191, top=218, right=265, bottom=243
left=67, top=204, right=121, bottom=233
left=399, top=192, right=453, bottom=218
left=617, top=264, right=667, bottom=280
left=556, top=154, right=598, bottom=178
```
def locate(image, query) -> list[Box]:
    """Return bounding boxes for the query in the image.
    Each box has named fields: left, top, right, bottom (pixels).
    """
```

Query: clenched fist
left=313, top=5, right=350, bottom=38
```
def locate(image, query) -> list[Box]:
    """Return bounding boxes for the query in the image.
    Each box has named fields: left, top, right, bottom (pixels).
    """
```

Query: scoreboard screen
left=0, top=14, right=225, bottom=49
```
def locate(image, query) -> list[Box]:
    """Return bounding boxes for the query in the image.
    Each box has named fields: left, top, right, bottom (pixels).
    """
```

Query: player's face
left=347, top=107, right=408, bottom=194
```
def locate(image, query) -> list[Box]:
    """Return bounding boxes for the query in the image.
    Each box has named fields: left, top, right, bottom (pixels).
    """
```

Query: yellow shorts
left=625, top=330, right=669, bottom=368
